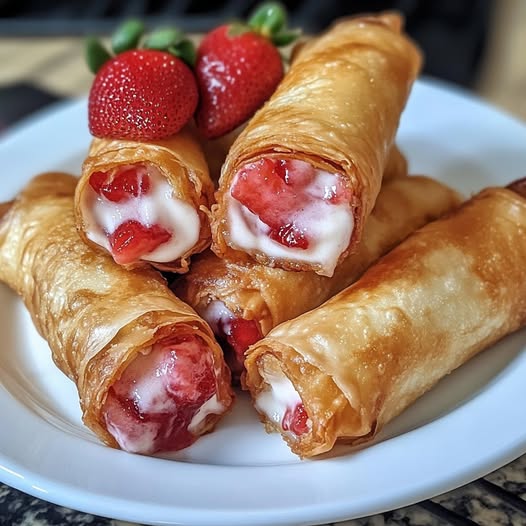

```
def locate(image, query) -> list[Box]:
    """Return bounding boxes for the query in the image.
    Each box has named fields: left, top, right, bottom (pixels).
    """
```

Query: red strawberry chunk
left=282, top=403, right=309, bottom=436
left=88, top=171, right=108, bottom=194
left=109, top=219, right=172, bottom=265
left=103, top=335, right=217, bottom=454
left=89, top=166, right=151, bottom=203
left=275, top=159, right=316, bottom=187
left=231, top=158, right=348, bottom=250
left=231, top=158, right=303, bottom=228
left=229, top=318, right=263, bottom=357
left=216, top=316, right=262, bottom=380
left=269, top=223, right=308, bottom=250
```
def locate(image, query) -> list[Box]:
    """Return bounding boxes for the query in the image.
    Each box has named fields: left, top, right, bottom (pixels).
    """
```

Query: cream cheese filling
left=255, top=369, right=309, bottom=433
left=83, top=164, right=200, bottom=263
left=227, top=165, right=353, bottom=277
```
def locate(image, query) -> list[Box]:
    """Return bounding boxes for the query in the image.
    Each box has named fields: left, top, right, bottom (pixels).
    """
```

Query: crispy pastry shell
left=0, top=173, right=233, bottom=449
left=76, top=127, right=214, bottom=273
left=211, top=12, right=422, bottom=274
left=175, top=175, right=461, bottom=337
left=244, top=186, right=526, bottom=457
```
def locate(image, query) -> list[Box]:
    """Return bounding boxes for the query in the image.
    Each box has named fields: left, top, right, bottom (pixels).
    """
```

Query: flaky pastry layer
left=0, top=173, right=233, bottom=448
left=175, top=176, right=461, bottom=337
left=211, top=12, right=422, bottom=273
left=76, top=128, right=214, bottom=273
left=245, top=186, right=526, bottom=457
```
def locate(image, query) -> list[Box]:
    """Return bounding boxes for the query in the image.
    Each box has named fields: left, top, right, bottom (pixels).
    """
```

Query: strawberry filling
left=84, top=164, right=200, bottom=265
left=109, top=220, right=172, bottom=265
left=230, top=158, right=351, bottom=251
left=89, top=167, right=151, bottom=202
left=217, top=317, right=262, bottom=380
left=282, top=403, right=309, bottom=436
left=198, top=300, right=263, bottom=382
left=103, top=334, right=222, bottom=455
left=88, top=165, right=172, bottom=263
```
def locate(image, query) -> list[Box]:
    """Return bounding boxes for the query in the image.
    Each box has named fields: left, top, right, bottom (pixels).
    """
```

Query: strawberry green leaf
left=144, top=28, right=184, bottom=50
left=271, top=29, right=300, bottom=47
left=111, top=19, right=145, bottom=54
left=167, top=39, right=197, bottom=68
left=85, top=37, right=112, bottom=74
left=248, top=2, right=287, bottom=36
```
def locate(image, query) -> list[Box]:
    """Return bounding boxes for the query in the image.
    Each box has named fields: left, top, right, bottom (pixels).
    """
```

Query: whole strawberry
left=86, top=21, right=198, bottom=141
left=195, top=2, right=298, bottom=139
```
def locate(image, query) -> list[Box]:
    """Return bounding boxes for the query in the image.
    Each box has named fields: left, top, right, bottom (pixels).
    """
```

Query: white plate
left=1, top=78, right=526, bottom=526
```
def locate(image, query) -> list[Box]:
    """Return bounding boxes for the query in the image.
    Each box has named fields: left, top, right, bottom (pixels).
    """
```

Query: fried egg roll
left=76, top=128, right=214, bottom=273
left=174, top=176, right=461, bottom=380
left=244, top=182, right=526, bottom=457
left=211, top=12, right=422, bottom=277
left=0, top=173, right=233, bottom=455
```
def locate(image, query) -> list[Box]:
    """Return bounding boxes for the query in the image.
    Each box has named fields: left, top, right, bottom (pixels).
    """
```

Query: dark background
left=0, top=0, right=494, bottom=87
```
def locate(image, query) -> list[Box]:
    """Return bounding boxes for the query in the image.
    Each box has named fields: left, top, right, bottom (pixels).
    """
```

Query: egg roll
left=244, top=182, right=526, bottom=457
left=211, top=12, right=422, bottom=277
left=174, top=175, right=461, bottom=380
left=0, top=173, right=233, bottom=455
left=76, top=127, right=214, bottom=273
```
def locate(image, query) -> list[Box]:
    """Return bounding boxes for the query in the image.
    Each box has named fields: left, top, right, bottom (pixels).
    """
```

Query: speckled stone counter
left=1, top=455, right=525, bottom=526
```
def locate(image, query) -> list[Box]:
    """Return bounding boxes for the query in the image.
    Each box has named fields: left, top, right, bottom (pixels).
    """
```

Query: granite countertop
left=1, top=454, right=525, bottom=526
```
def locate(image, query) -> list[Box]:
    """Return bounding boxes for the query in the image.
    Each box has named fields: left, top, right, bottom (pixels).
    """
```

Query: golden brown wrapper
left=76, top=127, right=215, bottom=273
left=244, top=185, right=526, bottom=457
left=211, top=12, right=422, bottom=274
left=0, top=173, right=233, bottom=449
left=175, top=176, right=461, bottom=338
left=383, top=144, right=408, bottom=181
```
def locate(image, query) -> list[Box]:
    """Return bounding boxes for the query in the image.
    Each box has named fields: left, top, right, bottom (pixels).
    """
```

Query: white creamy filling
left=255, top=370, right=304, bottom=429
left=105, top=342, right=223, bottom=453
left=132, top=365, right=178, bottom=414
left=198, top=299, right=234, bottom=336
left=83, top=165, right=200, bottom=263
left=227, top=167, right=353, bottom=277
left=105, top=417, right=159, bottom=455
left=188, top=394, right=225, bottom=433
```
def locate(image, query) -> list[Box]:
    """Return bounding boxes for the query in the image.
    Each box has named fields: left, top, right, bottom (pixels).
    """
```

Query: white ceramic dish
left=1, top=78, right=526, bottom=526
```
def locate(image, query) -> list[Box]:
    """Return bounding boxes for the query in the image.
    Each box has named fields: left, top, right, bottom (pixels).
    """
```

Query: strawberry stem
left=247, top=2, right=299, bottom=47
left=143, top=27, right=196, bottom=67
left=249, top=2, right=286, bottom=35
left=144, top=28, right=184, bottom=50
left=85, top=19, right=197, bottom=74
left=85, top=37, right=112, bottom=74
left=111, top=19, right=145, bottom=54
left=271, top=29, right=301, bottom=47
left=168, top=39, right=197, bottom=68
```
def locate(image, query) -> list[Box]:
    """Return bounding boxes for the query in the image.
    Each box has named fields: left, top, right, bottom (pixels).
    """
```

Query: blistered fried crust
left=383, top=144, right=408, bottom=181
left=76, top=127, right=215, bottom=273
left=244, top=186, right=526, bottom=457
left=175, top=176, right=461, bottom=337
left=211, top=12, right=422, bottom=273
left=0, top=173, right=233, bottom=448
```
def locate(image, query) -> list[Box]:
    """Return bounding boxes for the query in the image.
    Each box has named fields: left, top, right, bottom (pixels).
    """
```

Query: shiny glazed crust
left=0, top=173, right=233, bottom=449
left=211, top=12, right=422, bottom=274
left=244, top=186, right=526, bottom=457
left=76, top=127, right=215, bottom=273
left=175, top=176, right=461, bottom=337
